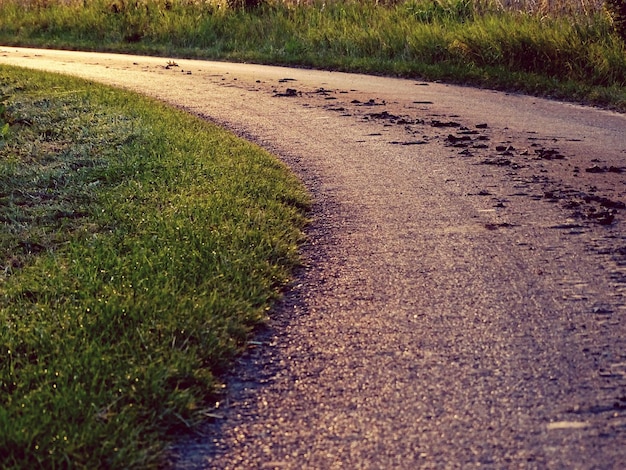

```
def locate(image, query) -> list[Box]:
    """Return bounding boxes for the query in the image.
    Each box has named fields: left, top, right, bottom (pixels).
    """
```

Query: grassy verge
left=0, top=64, right=309, bottom=468
left=0, top=0, right=625, bottom=110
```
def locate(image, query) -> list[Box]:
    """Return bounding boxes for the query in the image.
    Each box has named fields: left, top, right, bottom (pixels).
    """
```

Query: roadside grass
left=0, top=64, right=309, bottom=468
left=0, top=0, right=625, bottom=110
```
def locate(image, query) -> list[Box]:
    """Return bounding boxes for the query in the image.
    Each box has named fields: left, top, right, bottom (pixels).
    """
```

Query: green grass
left=0, top=64, right=309, bottom=468
left=0, top=0, right=625, bottom=109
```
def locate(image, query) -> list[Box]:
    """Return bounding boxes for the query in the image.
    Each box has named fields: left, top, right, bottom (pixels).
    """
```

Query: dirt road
left=2, top=47, right=626, bottom=468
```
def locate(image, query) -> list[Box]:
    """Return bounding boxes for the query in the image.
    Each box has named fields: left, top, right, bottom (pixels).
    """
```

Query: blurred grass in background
left=0, top=0, right=624, bottom=109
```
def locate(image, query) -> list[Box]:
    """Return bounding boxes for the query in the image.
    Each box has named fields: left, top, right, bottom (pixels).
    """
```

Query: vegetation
left=606, top=0, right=626, bottom=40
left=0, top=65, right=308, bottom=468
left=0, top=0, right=624, bottom=109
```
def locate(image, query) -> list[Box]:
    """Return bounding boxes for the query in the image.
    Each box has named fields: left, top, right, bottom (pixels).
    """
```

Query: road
left=2, top=47, right=626, bottom=469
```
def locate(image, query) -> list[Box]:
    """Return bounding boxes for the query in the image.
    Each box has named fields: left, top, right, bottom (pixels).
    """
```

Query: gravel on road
left=2, top=47, right=625, bottom=468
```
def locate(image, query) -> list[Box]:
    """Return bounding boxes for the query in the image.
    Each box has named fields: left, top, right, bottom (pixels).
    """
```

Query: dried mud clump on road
left=188, top=63, right=626, bottom=288
left=269, top=76, right=626, bottom=315
left=265, top=74, right=626, bottom=268
left=128, top=63, right=626, bottom=239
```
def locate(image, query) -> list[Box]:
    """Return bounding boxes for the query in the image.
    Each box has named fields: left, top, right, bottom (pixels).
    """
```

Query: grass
left=0, top=0, right=625, bottom=109
left=0, top=64, right=309, bottom=468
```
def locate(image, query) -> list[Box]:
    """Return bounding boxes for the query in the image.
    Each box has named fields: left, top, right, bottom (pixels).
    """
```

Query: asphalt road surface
left=2, top=47, right=626, bottom=469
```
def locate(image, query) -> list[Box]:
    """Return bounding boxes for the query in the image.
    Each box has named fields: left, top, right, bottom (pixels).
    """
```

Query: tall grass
left=0, top=65, right=308, bottom=468
left=0, top=0, right=624, bottom=108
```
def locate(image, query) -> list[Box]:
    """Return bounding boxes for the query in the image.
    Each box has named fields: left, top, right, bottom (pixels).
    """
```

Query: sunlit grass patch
left=0, top=65, right=309, bottom=468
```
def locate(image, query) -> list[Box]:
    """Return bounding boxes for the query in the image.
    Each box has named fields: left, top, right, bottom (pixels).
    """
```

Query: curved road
left=2, top=47, right=626, bottom=468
